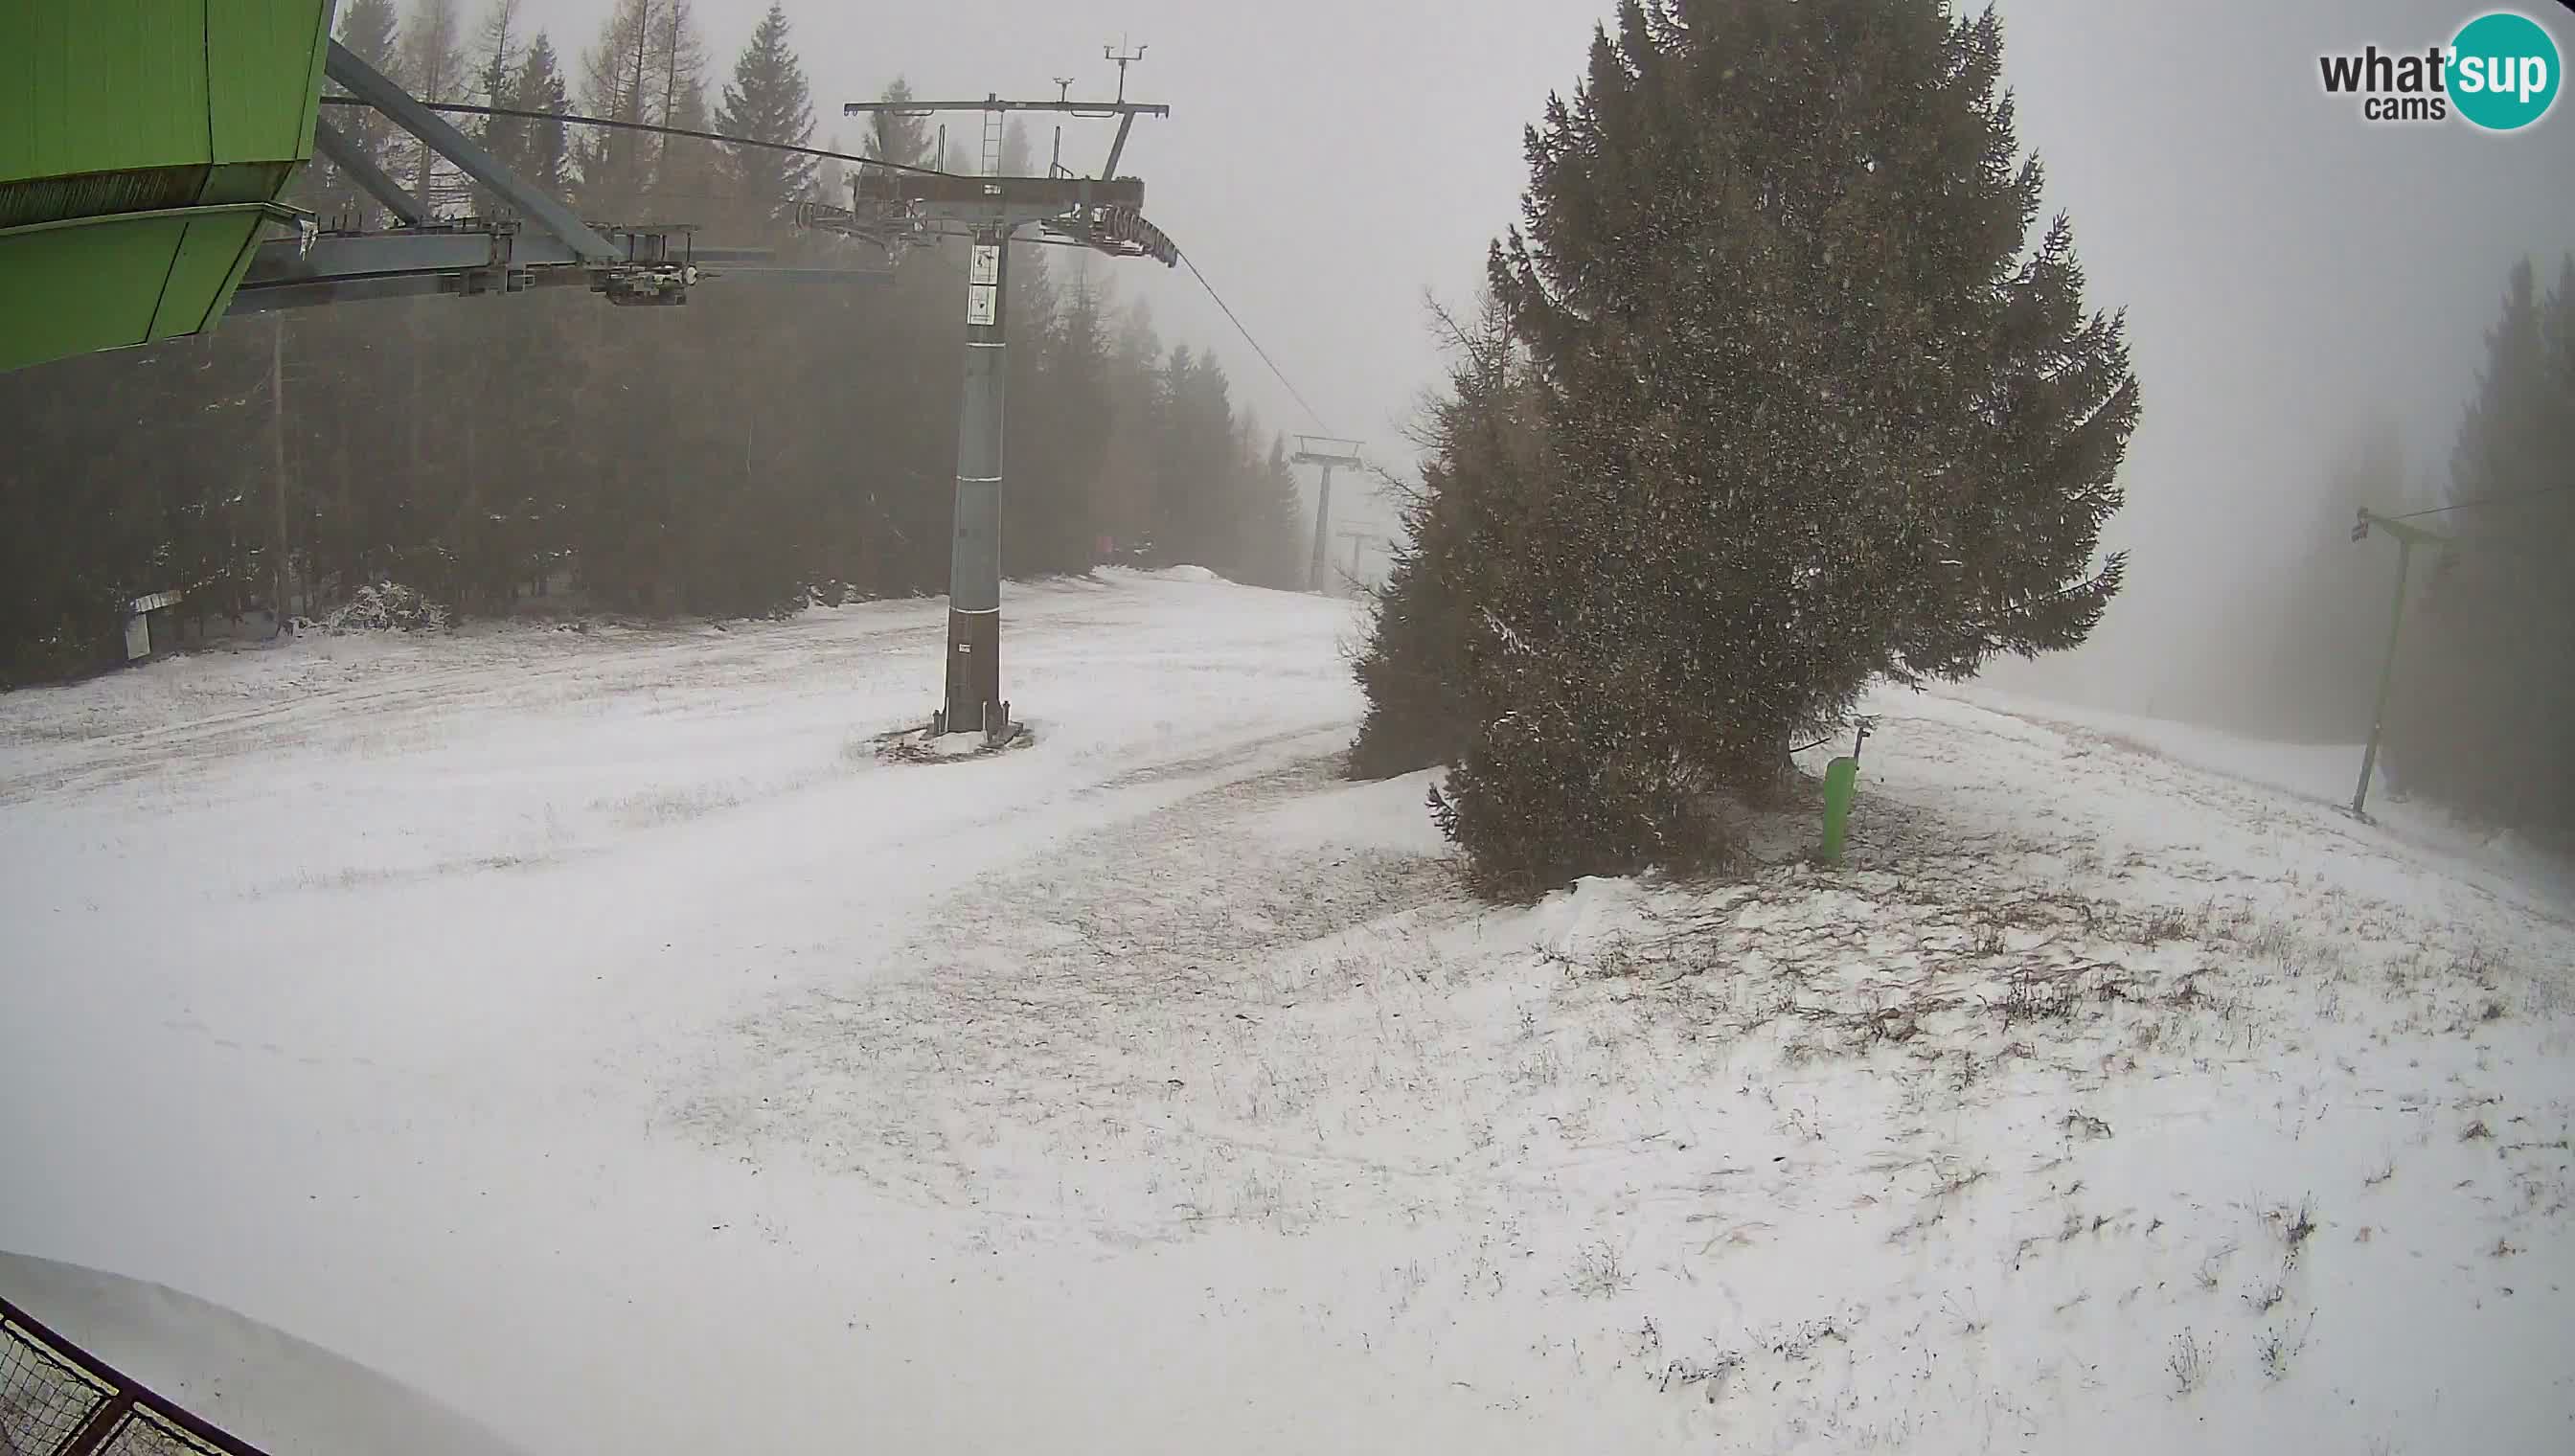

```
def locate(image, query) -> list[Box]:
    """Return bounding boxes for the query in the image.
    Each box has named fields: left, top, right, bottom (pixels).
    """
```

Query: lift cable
left=2373, top=483, right=2574, bottom=523
left=1173, top=248, right=1333, bottom=434
left=315, top=94, right=959, bottom=179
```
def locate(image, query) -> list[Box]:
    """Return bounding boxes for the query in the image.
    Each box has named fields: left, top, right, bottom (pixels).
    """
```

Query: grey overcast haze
left=14, top=2, right=2575, bottom=1448
left=500, top=0, right=2574, bottom=713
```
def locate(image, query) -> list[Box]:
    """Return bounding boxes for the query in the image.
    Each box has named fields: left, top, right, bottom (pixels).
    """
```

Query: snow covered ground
left=3, top=569, right=2570, bottom=1454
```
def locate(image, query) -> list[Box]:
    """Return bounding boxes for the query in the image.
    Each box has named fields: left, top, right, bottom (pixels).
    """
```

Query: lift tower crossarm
left=842, top=99, right=1172, bottom=118
left=840, top=92, right=1168, bottom=181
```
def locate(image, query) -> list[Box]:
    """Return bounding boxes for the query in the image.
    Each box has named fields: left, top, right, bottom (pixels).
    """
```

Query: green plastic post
left=1820, top=756, right=1859, bottom=865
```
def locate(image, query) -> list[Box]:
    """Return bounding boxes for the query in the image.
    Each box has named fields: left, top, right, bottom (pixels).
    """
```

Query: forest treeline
left=0, top=0, right=1305, bottom=684
left=2133, top=255, right=2573, bottom=835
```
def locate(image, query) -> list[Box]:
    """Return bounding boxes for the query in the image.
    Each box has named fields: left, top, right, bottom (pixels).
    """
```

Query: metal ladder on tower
left=978, top=102, right=1006, bottom=177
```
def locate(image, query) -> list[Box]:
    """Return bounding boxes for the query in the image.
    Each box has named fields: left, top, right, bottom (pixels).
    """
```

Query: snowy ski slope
left=3, top=569, right=2569, bottom=1454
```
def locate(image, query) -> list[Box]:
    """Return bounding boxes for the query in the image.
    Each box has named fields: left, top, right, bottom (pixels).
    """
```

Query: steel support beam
left=310, top=116, right=429, bottom=228
left=324, top=39, right=618, bottom=262
left=231, top=228, right=753, bottom=313
left=1308, top=465, right=1337, bottom=592
left=248, top=229, right=517, bottom=280
left=1104, top=112, right=1137, bottom=179
left=942, top=226, right=1011, bottom=734
left=843, top=99, right=1170, bottom=119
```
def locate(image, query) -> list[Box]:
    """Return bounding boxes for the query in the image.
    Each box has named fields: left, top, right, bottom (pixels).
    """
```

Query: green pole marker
left=1819, top=757, right=1859, bottom=865
left=1818, top=717, right=1875, bottom=866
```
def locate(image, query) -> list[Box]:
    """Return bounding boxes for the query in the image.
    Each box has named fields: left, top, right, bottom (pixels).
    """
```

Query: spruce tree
left=867, top=78, right=935, bottom=170
left=513, top=34, right=571, bottom=196
left=1397, top=0, right=2139, bottom=889
left=715, top=2, right=818, bottom=227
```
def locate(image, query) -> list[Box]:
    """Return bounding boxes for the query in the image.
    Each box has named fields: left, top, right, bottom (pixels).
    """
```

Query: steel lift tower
left=819, top=47, right=1175, bottom=743
left=1289, top=436, right=1365, bottom=594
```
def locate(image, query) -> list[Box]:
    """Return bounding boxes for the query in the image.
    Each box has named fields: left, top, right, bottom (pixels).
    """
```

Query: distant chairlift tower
left=826, top=46, right=1175, bottom=739
left=1289, top=436, right=1364, bottom=595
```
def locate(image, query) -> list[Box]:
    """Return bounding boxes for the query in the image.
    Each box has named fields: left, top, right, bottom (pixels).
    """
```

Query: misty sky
left=507, top=0, right=2573, bottom=703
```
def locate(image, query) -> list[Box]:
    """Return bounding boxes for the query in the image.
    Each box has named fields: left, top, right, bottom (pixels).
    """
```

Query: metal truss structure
left=233, top=40, right=718, bottom=314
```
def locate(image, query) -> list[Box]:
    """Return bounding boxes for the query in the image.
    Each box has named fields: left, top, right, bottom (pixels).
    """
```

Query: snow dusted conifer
left=1398, top=0, right=2138, bottom=891
left=715, top=2, right=817, bottom=227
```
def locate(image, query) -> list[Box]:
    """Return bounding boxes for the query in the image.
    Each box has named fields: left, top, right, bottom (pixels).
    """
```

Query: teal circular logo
left=2450, top=11, right=2561, bottom=130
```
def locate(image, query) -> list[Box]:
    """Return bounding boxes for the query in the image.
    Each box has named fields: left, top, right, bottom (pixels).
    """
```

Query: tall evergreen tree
left=867, top=78, right=935, bottom=170
left=715, top=2, right=817, bottom=229
left=513, top=34, right=571, bottom=196
left=1383, top=0, right=2139, bottom=890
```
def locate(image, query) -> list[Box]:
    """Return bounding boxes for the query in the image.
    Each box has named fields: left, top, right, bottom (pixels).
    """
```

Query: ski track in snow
left=3, top=570, right=2571, bottom=1455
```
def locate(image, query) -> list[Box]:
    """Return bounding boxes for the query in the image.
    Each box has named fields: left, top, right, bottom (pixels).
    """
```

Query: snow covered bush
left=1434, top=700, right=1721, bottom=900
left=310, top=581, right=450, bottom=635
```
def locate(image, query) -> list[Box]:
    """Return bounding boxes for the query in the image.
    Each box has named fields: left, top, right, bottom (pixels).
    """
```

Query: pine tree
left=513, top=34, right=571, bottom=195
left=1352, top=293, right=1548, bottom=780
left=716, top=2, right=817, bottom=228
left=1397, top=0, right=2139, bottom=889
left=867, top=78, right=935, bottom=170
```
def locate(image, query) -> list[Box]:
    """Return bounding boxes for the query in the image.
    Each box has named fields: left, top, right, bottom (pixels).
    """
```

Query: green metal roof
left=0, top=0, right=335, bottom=373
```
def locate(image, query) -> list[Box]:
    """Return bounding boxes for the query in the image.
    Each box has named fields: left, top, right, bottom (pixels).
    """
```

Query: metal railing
left=1, top=1293, right=272, bottom=1456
